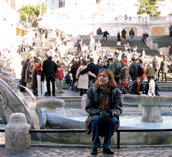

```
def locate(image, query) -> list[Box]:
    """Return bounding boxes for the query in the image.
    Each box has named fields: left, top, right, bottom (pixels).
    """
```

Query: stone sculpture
left=0, top=76, right=85, bottom=130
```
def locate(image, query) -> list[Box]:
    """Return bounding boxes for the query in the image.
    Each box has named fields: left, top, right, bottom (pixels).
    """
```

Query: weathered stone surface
left=141, top=106, right=163, bottom=122
left=5, top=113, right=31, bottom=149
left=0, top=78, right=35, bottom=128
left=37, top=98, right=65, bottom=113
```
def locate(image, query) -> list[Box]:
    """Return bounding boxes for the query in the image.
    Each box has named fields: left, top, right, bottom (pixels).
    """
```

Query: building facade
left=0, top=0, right=19, bottom=50
left=42, top=0, right=172, bottom=36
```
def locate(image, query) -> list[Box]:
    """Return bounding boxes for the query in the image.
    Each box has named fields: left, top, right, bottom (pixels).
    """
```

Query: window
left=59, top=0, right=65, bottom=8
left=96, top=0, right=100, bottom=4
left=51, top=0, right=56, bottom=7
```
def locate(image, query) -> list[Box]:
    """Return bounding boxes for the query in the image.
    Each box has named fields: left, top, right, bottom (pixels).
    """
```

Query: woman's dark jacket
left=85, top=87, right=123, bottom=134
left=130, top=82, right=144, bottom=95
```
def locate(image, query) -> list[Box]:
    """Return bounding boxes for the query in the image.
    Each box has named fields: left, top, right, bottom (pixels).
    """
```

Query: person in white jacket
left=76, top=60, right=96, bottom=96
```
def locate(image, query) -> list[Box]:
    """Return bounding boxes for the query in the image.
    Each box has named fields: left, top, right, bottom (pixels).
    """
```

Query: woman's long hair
left=93, top=69, right=118, bottom=88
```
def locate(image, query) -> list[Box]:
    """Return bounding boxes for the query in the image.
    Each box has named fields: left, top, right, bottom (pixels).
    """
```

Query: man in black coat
left=43, top=56, right=57, bottom=96
left=102, top=30, right=109, bottom=42
left=80, top=58, right=98, bottom=88
left=96, top=27, right=102, bottom=41
left=129, top=28, right=134, bottom=42
left=129, top=57, right=140, bottom=84
left=77, top=39, right=83, bottom=53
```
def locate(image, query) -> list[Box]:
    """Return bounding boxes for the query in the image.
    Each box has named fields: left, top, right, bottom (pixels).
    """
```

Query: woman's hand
left=100, top=110, right=111, bottom=122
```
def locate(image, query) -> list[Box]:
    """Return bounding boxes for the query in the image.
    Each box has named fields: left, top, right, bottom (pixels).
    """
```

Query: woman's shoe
left=90, top=147, right=98, bottom=155
left=103, top=148, right=114, bottom=154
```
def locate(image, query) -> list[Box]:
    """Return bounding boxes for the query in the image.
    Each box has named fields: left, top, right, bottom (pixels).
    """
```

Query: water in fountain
left=61, top=107, right=68, bottom=117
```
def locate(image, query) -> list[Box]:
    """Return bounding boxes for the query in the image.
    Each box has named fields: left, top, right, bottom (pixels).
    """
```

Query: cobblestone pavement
left=0, top=145, right=171, bottom=157
left=0, top=85, right=172, bottom=157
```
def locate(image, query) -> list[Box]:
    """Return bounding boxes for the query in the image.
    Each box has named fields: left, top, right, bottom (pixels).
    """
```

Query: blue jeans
left=130, top=35, right=134, bottom=42
left=91, top=115, right=119, bottom=149
left=71, top=80, right=78, bottom=92
left=103, top=36, right=108, bottom=41
left=88, top=79, right=96, bottom=88
left=97, top=35, right=101, bottom=41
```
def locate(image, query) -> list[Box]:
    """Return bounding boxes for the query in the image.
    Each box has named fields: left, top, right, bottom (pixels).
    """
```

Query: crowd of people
left=17, top=31, right=172, bottom=98
left=96, top=27, right=151, bottom=45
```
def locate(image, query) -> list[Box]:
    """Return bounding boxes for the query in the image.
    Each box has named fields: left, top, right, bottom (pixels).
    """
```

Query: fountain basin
left=31, top=115, right=172, bottom=145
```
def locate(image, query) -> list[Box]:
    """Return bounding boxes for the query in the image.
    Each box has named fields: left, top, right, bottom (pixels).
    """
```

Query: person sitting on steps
left=85, top=69, right=122, bottom=155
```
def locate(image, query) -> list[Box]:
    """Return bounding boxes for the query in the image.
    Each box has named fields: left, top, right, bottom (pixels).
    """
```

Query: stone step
left=79, top=35, right=171, bottom=57
left=62, top=80, right=172, bottom=92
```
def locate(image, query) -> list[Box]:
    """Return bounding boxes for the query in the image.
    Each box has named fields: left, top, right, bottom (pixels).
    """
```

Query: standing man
left=96, top=27, right=102, bottom=41
left=102, top=30, right=109, bottom=42
left=152, top=56, right=160, bottom=81
left=129, top=57, right=140, bottom=84
left=129, top=28, right=135, bottom=42
left=145, top=64, right=155, bottom=82
left=56, top=61, right=64, bottom=93
left=168, top=45, right=172, bottom=61
left=77, top=39, right=83, bottom=53
left=80, top=58, right=98, bottom=88
left=117, top=31, right=121, bottom=46
left=43, top=56, right=57, bottom=96
left=20, top=58, right=30, bottom=92
left=160, top=56, right=168, bottom=82
left=69, top=60, right=80, bottom=92
left=109, top=57, right=122, bottom=84
left=121, top=28, right=126, bottom=40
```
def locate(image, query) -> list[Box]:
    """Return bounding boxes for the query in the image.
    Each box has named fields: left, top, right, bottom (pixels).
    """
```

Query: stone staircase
left=62, top=80, right=172, bottom=92
left=79, top=35, right=169, bottom=56
left=33, top=34, right=172, bottom=92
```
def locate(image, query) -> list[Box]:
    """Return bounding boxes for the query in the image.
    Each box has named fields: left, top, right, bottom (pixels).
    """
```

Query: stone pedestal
left=122, top=94, right=172, bottom=123
left=5, top=113, right=31, bottom=149
left=141, top=106, right=163, bottom=123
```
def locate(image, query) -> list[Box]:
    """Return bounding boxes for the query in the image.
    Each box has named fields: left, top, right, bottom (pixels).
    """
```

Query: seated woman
left=85, top=69, right=123, bottom=155
left=130, top=77, right=144, bottom=95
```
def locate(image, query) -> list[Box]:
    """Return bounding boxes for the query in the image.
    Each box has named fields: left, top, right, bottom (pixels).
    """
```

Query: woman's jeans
left=91, top=115, right=119, bottom=149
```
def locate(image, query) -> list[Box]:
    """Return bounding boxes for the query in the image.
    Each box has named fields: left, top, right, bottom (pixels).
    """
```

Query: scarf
left=137, top=83, right=142, bottom=91
left=99, top=88, right=111, bottom=110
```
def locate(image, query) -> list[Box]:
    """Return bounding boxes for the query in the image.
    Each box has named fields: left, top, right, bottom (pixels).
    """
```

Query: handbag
left=85, top=116, right=92, bottom=134
left=74, top=81, right=78, bottom=87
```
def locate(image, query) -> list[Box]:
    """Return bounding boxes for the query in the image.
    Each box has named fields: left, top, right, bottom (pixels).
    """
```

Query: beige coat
left=76, top=65, right=96, bottom=89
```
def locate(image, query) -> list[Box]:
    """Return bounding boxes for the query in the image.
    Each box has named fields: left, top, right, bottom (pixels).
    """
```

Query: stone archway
left=125, top=27, right=137, bottom=36
left=152, top=27, right=165, bottom=36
